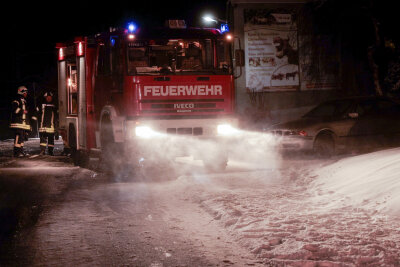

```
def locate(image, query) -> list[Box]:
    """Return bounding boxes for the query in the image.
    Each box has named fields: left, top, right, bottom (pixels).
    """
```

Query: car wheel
left=314, top=133, right=335, bottom=158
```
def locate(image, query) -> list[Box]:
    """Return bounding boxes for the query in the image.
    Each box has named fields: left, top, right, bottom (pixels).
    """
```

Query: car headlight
left=135, top=126, right=159, bottom=138
left=217, top=124, right=239, bottom=136
left=271, top=130, right=308, bottom=137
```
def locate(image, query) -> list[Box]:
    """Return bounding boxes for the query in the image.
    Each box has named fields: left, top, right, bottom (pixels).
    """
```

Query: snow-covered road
left=1, top=138, right=400, bottom=266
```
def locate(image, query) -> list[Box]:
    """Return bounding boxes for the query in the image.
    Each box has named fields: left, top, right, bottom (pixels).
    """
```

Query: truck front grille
left=167, top=127, right=203, bottom=136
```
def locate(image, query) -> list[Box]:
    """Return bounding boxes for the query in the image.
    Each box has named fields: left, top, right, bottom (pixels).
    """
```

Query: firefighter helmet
left=44, top=91, right=54, bottom=97
left=17, top=86, right=28, bottom=95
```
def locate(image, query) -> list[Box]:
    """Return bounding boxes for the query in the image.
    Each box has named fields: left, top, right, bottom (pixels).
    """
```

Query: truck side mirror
left=235, top=49, right=245, bottom=67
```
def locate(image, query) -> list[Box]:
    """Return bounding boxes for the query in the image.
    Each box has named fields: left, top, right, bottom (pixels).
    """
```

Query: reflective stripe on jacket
left=10, top=97, right=34, bottom=131
left=38, top=103, right=58, bottom=133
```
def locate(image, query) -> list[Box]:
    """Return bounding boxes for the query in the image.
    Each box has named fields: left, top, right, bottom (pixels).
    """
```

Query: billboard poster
left=244, top=9, right=299, bottom=92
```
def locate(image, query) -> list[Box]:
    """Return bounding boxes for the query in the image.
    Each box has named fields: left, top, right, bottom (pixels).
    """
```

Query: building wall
left=229, top=0, right=340, bottom=125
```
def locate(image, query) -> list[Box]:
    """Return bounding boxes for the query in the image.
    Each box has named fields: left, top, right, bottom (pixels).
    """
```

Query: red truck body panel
left=124, top=75, right=235, bottom=117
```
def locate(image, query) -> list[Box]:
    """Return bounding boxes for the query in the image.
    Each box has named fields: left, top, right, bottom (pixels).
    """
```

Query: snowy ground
left=172, top=153, right=400, bottom=266
left=0, top=138, right=64, bottom=157
left=1, top=138, right=400, bottom=266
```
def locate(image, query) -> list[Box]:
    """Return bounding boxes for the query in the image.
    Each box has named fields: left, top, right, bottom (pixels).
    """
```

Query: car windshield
left=127, top=39, right=231, bottom=75
left=303, top=99, right=353, bottom=118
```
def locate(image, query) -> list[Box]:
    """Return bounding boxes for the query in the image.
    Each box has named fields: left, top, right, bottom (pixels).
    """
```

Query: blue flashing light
left=220, top=23, right=229, bottom=33
left=110, top=38, right=116, bottom=47
left=128, top=22, right=137, bottom=33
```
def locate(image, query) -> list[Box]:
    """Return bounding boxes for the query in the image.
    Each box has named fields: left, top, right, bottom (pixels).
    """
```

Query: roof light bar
left=127, top=22, right=137, bottom=33
left=220, top=23, right=229, bottom=33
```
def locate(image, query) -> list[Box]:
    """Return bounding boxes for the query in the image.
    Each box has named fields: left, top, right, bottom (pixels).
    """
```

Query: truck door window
left=110, top=36, right=121, bottom=75
left=67, top=63, right=78, bottom=115
left=97, top=42, right=111, bottom=75
left=217, top=40, right=231, bottom=73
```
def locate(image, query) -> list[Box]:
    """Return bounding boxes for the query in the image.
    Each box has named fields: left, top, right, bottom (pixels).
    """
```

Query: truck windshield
left=127, top=39, right=231, bottom=75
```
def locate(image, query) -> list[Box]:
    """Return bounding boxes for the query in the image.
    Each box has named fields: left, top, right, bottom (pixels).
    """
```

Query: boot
left=21, top=147, right=29, bottom=157
left=48, top=147, right=54, bottom=156
left=61, top=147, right=71, bottom=157
left=13, top=147, right=24, bottom=158
left=13, top=147, right=19, bottom=157
left=39, top=146, right=46, bottom=155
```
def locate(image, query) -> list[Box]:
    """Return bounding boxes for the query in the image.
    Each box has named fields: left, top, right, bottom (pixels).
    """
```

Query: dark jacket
left=10, top=96, right=36, bottom=131
left=37, top=101, right=58, bottom=133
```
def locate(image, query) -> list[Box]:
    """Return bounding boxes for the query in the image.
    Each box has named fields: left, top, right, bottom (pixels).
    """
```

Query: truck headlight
left=135, top=126, right=159, bottom=138
left=217, top=124, right=238, bottom=136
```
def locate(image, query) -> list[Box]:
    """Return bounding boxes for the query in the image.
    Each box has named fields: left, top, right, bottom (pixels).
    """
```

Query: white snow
left=171, top=149, right=400, bottom=266
left=311, top=148, right=400, bottom=216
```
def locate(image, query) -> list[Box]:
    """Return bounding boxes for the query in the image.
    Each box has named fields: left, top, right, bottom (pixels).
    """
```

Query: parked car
left=269, top=96, right=400, bottom=156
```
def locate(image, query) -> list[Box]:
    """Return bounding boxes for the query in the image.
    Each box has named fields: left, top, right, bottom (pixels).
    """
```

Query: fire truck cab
left=57, top=20, right=237, bottom=171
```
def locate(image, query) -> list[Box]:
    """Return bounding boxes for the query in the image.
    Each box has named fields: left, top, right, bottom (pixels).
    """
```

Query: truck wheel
left=100, top=117, right=129, bottom=178
left=314, top=133, right=335, bottom=158
left=100, top=118, right=115, bottom=170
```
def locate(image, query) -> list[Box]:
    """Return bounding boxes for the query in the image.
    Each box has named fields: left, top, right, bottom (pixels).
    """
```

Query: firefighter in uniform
left=37, top=91, right=58, bottom=156
left=10, top=86, right=37, bottom=157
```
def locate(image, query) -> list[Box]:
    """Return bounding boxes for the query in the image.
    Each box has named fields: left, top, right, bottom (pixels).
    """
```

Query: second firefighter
left=37, top=91, right=58, bottom=155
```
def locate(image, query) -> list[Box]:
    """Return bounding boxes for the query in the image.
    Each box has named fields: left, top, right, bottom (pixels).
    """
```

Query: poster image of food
left=244, top=9, right=299, bottom=92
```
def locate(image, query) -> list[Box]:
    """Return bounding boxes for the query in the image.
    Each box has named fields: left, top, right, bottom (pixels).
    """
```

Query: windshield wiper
left=136, top=72, right=161, bottom=75
left=179, top=70, right=218, bottom=75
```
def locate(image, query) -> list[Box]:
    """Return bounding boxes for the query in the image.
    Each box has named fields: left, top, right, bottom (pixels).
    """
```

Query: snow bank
left=311, top=148, right=400, bottom=216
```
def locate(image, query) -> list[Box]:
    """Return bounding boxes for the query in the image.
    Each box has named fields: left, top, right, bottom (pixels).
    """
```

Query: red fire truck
left=56, top=20, right=237, bottom=171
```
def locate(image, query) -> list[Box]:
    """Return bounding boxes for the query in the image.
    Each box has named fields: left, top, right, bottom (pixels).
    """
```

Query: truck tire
left=100, top=117, right=115, bottom=170
left=100, top=116, right=130, bottom=179
left=314, top=133, right=335, bottom=158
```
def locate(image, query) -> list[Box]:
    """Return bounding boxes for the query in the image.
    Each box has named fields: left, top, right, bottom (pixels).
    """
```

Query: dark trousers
left=40, top=132, right=55, bottom=154
left=13, top=129, right=27, bottom=156
left=13, top=129, right=26, bottom=148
